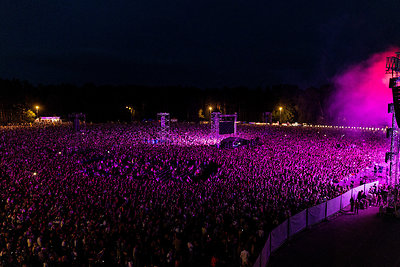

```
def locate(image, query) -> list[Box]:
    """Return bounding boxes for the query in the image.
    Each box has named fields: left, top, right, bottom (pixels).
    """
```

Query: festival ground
left=268, top=205, right=400, bottom=267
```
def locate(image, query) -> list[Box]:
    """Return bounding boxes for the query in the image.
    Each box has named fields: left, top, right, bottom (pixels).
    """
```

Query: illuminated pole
left=126, top=106, right=135, bottom=122
left=35, top=106, right=39, bottom=117
left=279, top=106, right=282, bottom=123
left=209, top=106, right=213, bottom=122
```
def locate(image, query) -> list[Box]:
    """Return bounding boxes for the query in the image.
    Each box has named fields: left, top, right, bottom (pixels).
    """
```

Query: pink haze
left=329, top=47, right=399, bottom=127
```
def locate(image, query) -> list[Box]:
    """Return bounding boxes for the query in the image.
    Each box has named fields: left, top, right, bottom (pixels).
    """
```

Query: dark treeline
left=0, top=78, right=336, bottom=124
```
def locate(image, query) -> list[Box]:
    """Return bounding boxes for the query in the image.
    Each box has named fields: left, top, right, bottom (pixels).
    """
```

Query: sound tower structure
left=386, top=104, right=399, bottom=185
left=264, top=112, right=272, bottom=124
left=157, top=112, right=170, bottom=141
left=385, top=52, right=400, bottom=185
left=211, top=112, right=221, bottom=137
left=68, top=113, right=86, bottom=132
left=211, top=112, right=237, bottom=136
left=219, top=114, right=237, bottom=135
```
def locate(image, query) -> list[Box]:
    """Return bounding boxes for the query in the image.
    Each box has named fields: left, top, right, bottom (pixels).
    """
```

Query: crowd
left=0, top=123, right=388, bottom=266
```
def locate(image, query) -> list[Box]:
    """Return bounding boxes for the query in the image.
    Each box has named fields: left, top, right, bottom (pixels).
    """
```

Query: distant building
left=35, top=117, right=62, bottom=123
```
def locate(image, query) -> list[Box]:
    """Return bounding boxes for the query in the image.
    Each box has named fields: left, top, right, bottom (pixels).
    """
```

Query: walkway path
left=268, top=207, right=400, bottom=267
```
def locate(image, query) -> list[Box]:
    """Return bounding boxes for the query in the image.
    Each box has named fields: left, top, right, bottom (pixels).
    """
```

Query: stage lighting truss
left=386, top=53, right=400, bottom=185
left=211, top=112, right=221, bottom=137
left=157, top=113, right=170, bottom=140
left=386, top=104, right=399, bottom=185
left=389, top=77, right=400, bottom=88
left=68, top=113, right=86, bottom=132
left=211, top=112, right=238, bottom=137
left=386, top=53, right=400, bottom=75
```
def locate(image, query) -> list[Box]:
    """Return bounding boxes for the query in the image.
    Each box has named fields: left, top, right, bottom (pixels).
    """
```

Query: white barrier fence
left=253, top=181, right=379, bottom=267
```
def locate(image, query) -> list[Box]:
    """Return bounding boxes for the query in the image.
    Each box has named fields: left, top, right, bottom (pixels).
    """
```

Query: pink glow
left=329, top=47, right=400, bottom=127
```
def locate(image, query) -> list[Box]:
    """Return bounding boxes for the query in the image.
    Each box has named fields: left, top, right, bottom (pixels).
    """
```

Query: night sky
left=1, top=0, right=399, bottom=88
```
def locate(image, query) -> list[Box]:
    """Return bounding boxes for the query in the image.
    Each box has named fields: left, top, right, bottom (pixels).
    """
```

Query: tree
left=198, top=108, right=205, bottom=119
left=272, top=104, right=296, bottom=123
left=23, top=109, right=36, bottom=123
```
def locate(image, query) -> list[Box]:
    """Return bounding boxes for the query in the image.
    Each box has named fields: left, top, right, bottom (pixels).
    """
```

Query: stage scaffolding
left=211, top=112, right=221, bottom=137
left=385, top=52, right=400, bottom=185
left=387, top=104, right=399, bottom=185
left=68, top=113, right=86, bottom=132
left=211, top=112, right=237, bottom=136
left=157, top=112, right=170, bottom=140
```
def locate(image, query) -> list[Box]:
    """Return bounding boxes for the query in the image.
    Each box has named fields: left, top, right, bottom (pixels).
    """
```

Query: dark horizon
left=0, top=78, right=318, bottom=123
left=1, top=1, right=399, bottom=88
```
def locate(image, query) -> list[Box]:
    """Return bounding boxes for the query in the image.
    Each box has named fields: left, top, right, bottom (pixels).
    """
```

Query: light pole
left=279, top=106, right=282, bottom=123
left=126, top=106, right=135, bottom=122
left=209, top=106, right=212, bottom=122
left=35, top=106, right=40, bottom=117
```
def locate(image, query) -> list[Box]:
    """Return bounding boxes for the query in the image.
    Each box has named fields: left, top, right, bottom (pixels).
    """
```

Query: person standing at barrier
left=350, top=196, right=355, bottom=213
left=355, top=199, right=359, bottom=214
left=357, top=190, right=363, bottom=201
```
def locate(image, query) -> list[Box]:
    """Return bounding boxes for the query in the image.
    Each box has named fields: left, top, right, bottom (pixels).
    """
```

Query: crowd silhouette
left=0, top=123, right=387, bottom=266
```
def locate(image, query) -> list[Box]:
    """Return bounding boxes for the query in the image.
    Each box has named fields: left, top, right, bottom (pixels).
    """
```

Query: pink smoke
left=329, top=47, right=399, bottom=127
